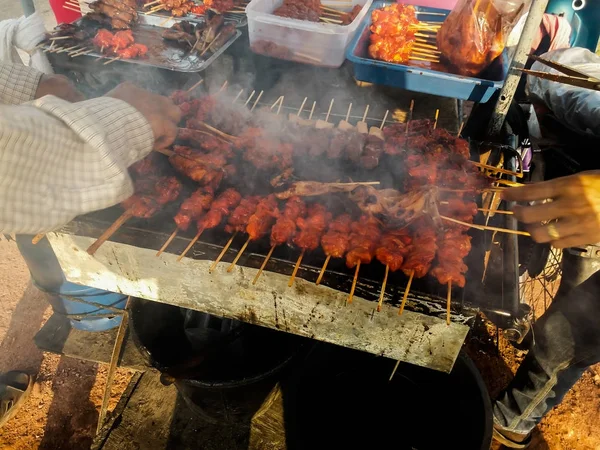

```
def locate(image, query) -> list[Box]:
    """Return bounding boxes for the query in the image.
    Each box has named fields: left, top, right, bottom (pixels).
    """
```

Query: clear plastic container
left=246, top=0, right=373, bottom=67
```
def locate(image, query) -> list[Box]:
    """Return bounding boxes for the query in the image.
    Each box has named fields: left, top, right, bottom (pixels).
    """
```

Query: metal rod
left=487, top=0, right=549, bottom=136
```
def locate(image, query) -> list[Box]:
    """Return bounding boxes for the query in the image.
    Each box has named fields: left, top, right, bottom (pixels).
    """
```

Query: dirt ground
left=0, top=237, right=599, bottom=450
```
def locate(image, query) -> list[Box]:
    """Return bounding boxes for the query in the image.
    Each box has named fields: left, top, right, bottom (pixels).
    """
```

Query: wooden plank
left=34, top=313, right=149, bottom=371
left=47, top=232, right=469, bottom=373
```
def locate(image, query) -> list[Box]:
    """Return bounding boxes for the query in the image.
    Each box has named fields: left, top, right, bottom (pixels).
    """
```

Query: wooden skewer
left=288, top=249, right=305, bottom=287
left=62, top=5, right=81, bottom=12
left=200, top=30, right=223, bottom=56
left=415, top=33, right=436, bottom=40
left=187, top=78, right=204, bottom=92
left=49, top=35, right=72, bottom=41
left=456, top=121, right=464, bottom=137
left=217, top=80, right=228, bottom=94
left=232, top=88, right=244, bottom=103
left=446, top=280, right=452, bottom=326
left=87, top=210, right=133, bottom=256
left=479, top=207, right=512, bottom=215
left=156, top=228, right=179, bottom=256
left=439, top=215, right=530, bottom=236
left=150, top=4, right=165, bottom=11
left=159, top=16, right=173, bottom=27
left=277, top=96, right=284, bottom=115
left=195, top=121, right=236, bottom=141
left=297, top=96, right=308, bottom=116
left=244, top=90, right=256, bottom=106
left=380, top=109, right=389, bottom=129
left=413, top=44, right=441, bottom=54
left=325, top=98, right=334, bottom=122
left=270, top=95, right=284, bottom=110
left=415, top=40, right=438, bottom=49
left=411, top=49, right=440, bottom=58
left=253, top=244, right=276, bottom=284
left=377, top=265, right=389, bottom=312
left=345, top=103, right=352, bottom=122
left=227, top=237, right=251, bottom=272
left=398, top=270, right=414, bottom=315
left=71, top=48, right=93, bottom=57
left=347, top=261, right=360, bottom=304
left=433, top=109, right=440, bottom=130
left=410, top=56, right=440, bottom=63
left=177, top=227, right=205, bottom=262
left=308, top=101, right=316, bottom=120
left=320, top=5, right=344, bottom=14
left=469, top=161, right=523, bottom=178
left=362, top=104, right=369, bottom=122
left=32, top=233, right=45, bottom=245
left=103, top=56, right=121, bottom=65
left=315, top=255, right=331, bottom=285
left=209, top=231, right=238, bottom=273
left=59, top=44, right=82, bottom=53
left=250, top=90, right=264, bottom=112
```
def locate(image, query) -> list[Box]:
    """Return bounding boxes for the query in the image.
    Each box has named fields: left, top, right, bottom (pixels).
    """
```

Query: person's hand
left=35, top=74, right=85, bottom=102
left=502, top=170, right=600, bottom=249
left=105, top=82, right=182, bottom=149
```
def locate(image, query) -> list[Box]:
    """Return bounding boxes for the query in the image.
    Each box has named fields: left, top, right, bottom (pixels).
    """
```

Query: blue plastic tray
left=346, top=2, right=505, bottom=103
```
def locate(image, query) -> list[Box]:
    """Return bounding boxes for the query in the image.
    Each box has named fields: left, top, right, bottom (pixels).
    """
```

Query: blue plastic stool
left=16, top=235, right=127, bottom=332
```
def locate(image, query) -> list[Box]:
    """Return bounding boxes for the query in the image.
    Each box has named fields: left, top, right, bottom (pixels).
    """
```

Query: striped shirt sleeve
left=0, top=62, right=43, bottom=105
left=0, top=95, right=154, bottom=234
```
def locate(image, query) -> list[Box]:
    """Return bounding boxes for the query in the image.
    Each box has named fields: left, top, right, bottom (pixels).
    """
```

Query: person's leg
left=493, top=270, right=600, bottom=442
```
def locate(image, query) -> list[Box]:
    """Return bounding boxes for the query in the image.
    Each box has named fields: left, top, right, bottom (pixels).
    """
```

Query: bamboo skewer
left=469, top=161, right=523, bottom=178
left=156, top=228, right=179, bottom=256
left=446, top=280, right=452, bottom=326
left=270, top=95, right=284, bottom=111
left=159, top=16, right=173, bottom=27
left=62, top=5, right=81, bottom=12
left=187, top=78, right=204, bottom=92
left=250, top=90, right=264, bottom=112
left=32, top=233, right=45, bottom=245
left=377, top=265, right=389, bottom=312
left=87, top=210, right=133, bottom=255
left=217, top=80, right=228, bottom=94
left=325, top=98, right=334, bottom=122
left=253, top=244, right=276, bottom=284
left=345, top=103, right=352, bottom=122
left=232, top=88, right=244, bottom=103
left=49, top=35, right=72, bottom=41
left=410, top=56, right=439, bottom=63
left=244, top=90, right=256, bottom=106
left=209, top=231, right=238, bottom=273
left=103, top=56, right=121, bottom=65
left=200, top=30, right=223, bottom=56
left=297, top=97, right=307, bottom=116
left=177, top=227, right=205, bottom=262
left=380, top=110, right=389, bottom=129
left=433, top=109, right=440, bottom=130
left=347, top=261, right=360, bottom=304
left=308, top=101, right=316, bottom=120
left=315, top=255, right=330, bottom=285
left=321, top=17, right=343, bottom=24
left=227, top=237, right=251, bottom=272
left=398, top=270, right=414, bottom=315
left=71, top=48, right=93, bottom=57
left=288, top=249, right=305, bottom=287
left=456, top=121, right=465, bottom=137
left=320, top=5, right=344, bottom=14
left=439, top=215, right=530, bottom=236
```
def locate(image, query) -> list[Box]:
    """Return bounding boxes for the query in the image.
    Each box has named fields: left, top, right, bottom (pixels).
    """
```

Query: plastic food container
left=346, top=2, right=505, bottom=102
left=246, top=0, right=373, bottom=67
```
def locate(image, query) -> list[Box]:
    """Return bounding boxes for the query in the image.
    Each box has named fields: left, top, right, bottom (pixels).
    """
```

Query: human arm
left=502, top=171, right=600, bottom=249
left=0, top=73, right=181, bottom=234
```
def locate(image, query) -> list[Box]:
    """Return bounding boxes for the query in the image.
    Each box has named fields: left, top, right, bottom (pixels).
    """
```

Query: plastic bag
left=526, top=47, right=600, bottom=137
left=437, top=0, right=530, bottom=76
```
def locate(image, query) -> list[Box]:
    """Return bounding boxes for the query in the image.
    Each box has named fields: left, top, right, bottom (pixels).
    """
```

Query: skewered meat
left=341, top=4, right=363, bottom=25
left=178, top=127, right=233, bottom=156
left=275, top=181, right=375, bottom=200
left=273, top=0, right=321, bottom=22
left=401, top=219, right=437, bottom=278
left=174, top=187, right=214, bottom=231
left=122, top=176, right=182, bottom=218
left=89, top=0, right=138, bottom=29
left=270, top=196, right=306, bottom=246
left=201, top=14, right=225, bottom=44
left=430, top=227, right=471, bottom=287
left=236, top=128, right=293, bottom=172
left=346, top=215, right=381, bottom=268
left=168, top=145, right=229, bottom=186
left=225, top=196, right=261, bottom=234
left=321, top=214, right=352, bottom=258
left=113, top=30, right=134, bottom=48
left=92, top=29, right=114, bottom=48
left=247, top=195, right=279, bottom=241
left=198, top=188, right=242, bottom=230
left=208, top=24, right=237, bottom=51
left=116, top=43, right=148, bottom=58
left=204, top=0, right=235, bottom=13
left=368, top=4, right=418, bottom=63
left=293, top=203, right=331, bottom=251
left=375, top=228, right=412, bottom=272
